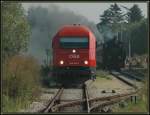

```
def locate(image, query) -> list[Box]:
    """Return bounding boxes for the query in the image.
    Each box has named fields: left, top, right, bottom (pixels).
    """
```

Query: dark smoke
left=97, top=23, right=117, bottom=43
left=27, top=5, right=103, bottom=64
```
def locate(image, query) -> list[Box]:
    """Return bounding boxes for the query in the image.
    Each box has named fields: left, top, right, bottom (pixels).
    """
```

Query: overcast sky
left=22, top=2, right=148, bottom=24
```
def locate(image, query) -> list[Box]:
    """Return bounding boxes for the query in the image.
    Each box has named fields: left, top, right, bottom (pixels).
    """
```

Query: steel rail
left=89, top=90, right=137, bottom=102
left=83, top=84, right=90, bottom=113
left=39, top=87, right=64, bottom=112
left=120, top=71, right=144, bottom=81
left=90, top=94, right=133, bottom=111
left=50, top=91, right=137, bottom=112
left=59, top=99, right=82, bottom=102
left=110, top=71, right=138, bottom=89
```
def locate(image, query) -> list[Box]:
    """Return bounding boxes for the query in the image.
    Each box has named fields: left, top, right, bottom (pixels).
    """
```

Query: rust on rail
left=51, top=90, right=137, bottom=112
left=39, top=87, right=64, bottom=112
left=83, top=83, right=90, bottom=113
left=90, top=95, right=132, bottom=111
left=89, top=90, right=138, bottom=102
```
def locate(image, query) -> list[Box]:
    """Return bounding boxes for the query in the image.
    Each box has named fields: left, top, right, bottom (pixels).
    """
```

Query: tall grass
left=2, top=55, right=41, bottom=112
left=113, top=76, right=148, bottom=112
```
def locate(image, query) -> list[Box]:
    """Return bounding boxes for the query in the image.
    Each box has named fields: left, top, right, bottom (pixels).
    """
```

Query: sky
left=22, top=2, right=148, bottom=24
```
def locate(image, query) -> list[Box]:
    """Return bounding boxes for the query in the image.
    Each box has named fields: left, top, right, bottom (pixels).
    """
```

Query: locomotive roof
left=56, top=25, right=92, bottom=36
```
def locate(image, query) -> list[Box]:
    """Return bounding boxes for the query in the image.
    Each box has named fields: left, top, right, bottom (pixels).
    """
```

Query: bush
left=2, top=55, right=41, bottom=112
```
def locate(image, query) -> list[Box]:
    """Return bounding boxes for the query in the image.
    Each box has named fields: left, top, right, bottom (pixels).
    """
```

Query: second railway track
left=110, top=70, right=143, bottom=90
left=38, top=80, right=138, bottom=113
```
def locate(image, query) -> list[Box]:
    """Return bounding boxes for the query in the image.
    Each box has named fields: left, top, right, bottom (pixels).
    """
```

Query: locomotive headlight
left=60, top=60, right=64, bottom=65
left=72, top=49, right=76, bottom=53
left=84, top=60, right=88, bottom=65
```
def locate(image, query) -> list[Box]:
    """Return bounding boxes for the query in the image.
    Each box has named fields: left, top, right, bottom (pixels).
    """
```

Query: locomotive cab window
left=60, top=37, right=89, bottom=48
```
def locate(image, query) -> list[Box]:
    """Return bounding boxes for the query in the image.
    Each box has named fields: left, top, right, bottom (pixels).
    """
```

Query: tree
left=108, top=3, right=124, bottom=33
left=2, top=3, right=30, bottom=61
left=98, top=3, right=124, bottom=42
left=122, top=4, right=146, bottom=56
left=100, top=9, right=112, bottom=26
left=98, top=3, right=148, bottom=56
left=130, top=19, right=148, bottom=55
left=127, top=4, right=143, bottom=23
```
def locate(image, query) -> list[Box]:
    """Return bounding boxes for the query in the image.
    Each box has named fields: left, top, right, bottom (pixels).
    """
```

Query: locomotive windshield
left=60, top=37, right=88, bottom=48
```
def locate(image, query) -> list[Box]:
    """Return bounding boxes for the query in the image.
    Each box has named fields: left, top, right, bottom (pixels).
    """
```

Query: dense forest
left=97, top=3, right=148, bottom=56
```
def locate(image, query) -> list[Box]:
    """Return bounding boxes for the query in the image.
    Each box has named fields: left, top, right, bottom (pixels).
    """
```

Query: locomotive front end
left=52, top=25, right=96, bottom=80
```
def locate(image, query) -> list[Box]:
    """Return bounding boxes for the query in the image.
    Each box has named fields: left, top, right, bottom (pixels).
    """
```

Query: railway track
left=120, top=69, right=146, bottom=81
left=39, top=87, right=64, bottom=112
left=110, top=71, right=143, bottom=90
left=35, top=70, right=143, bottom=113
left=120, top=71, right=143, bottom=81
left=39, top=84, right=89, bottom=112
left=38, top=81, right=137, bottom=113
left=111, top=71, right=137, bottom=89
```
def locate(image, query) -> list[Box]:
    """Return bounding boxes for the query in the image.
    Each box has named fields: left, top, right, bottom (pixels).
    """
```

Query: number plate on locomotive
left=68, top=54, right=80, bottom=59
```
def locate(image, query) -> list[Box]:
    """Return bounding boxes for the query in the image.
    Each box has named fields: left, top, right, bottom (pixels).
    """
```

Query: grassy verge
left=2, top=95, right=31, bottom=112
left=96, top=70, right=112, bottom=80
left=2, top=55, right=41, bottom=112
left=113, top=77, right=148, bottom=112
left=113, top=95, right=148, bottom=112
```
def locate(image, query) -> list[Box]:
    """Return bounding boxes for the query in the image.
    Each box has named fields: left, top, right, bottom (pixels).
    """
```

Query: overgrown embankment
left=2, top=55, right=41, bottom=112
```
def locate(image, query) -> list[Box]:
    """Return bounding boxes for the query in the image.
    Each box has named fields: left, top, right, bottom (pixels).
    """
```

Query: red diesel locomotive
left=52, top=24, right=96, bottom=80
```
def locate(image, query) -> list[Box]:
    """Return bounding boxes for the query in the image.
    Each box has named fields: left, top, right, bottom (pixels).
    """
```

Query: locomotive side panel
left=89, top=32, right=96, bottom=67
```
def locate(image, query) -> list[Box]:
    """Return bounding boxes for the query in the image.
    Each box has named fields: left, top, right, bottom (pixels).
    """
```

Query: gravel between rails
left=21, top=88, right=59, bottom=112
left=59, top=88, right=83, bottom=112
left=111, top=71, right=143, bottom=89
left=86, top=74, right=137, bottom=112
left=20, top=71, right=141, bottom=113
left=87, top=75, right=135, bottom=98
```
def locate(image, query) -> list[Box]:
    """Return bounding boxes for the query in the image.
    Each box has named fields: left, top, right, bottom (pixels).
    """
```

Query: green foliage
left=99, top=3, right=124, bottom=33
left=131, top=19, right=148, bottom=55
left=121, top=5, right=147, bottom=55
left=2, top=95, right=30, bottom=112
left=109, top=3, right=124, bottom=32
left=96, top=70, right=112, bottom=80
left=114, top=98, right=148, bottom=112
left=123, top=19, right=148, bottom=55
left=100, top=9, right=112, bottom=26
left=2, top=55, right=41, bottom=112
left=98, top=3, right=148, bottom=55
left=113, top=79, right=148, bottom=112
left=127, top=4, right=143, bottom=23
left=2, top=3, right=30, bottom=60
